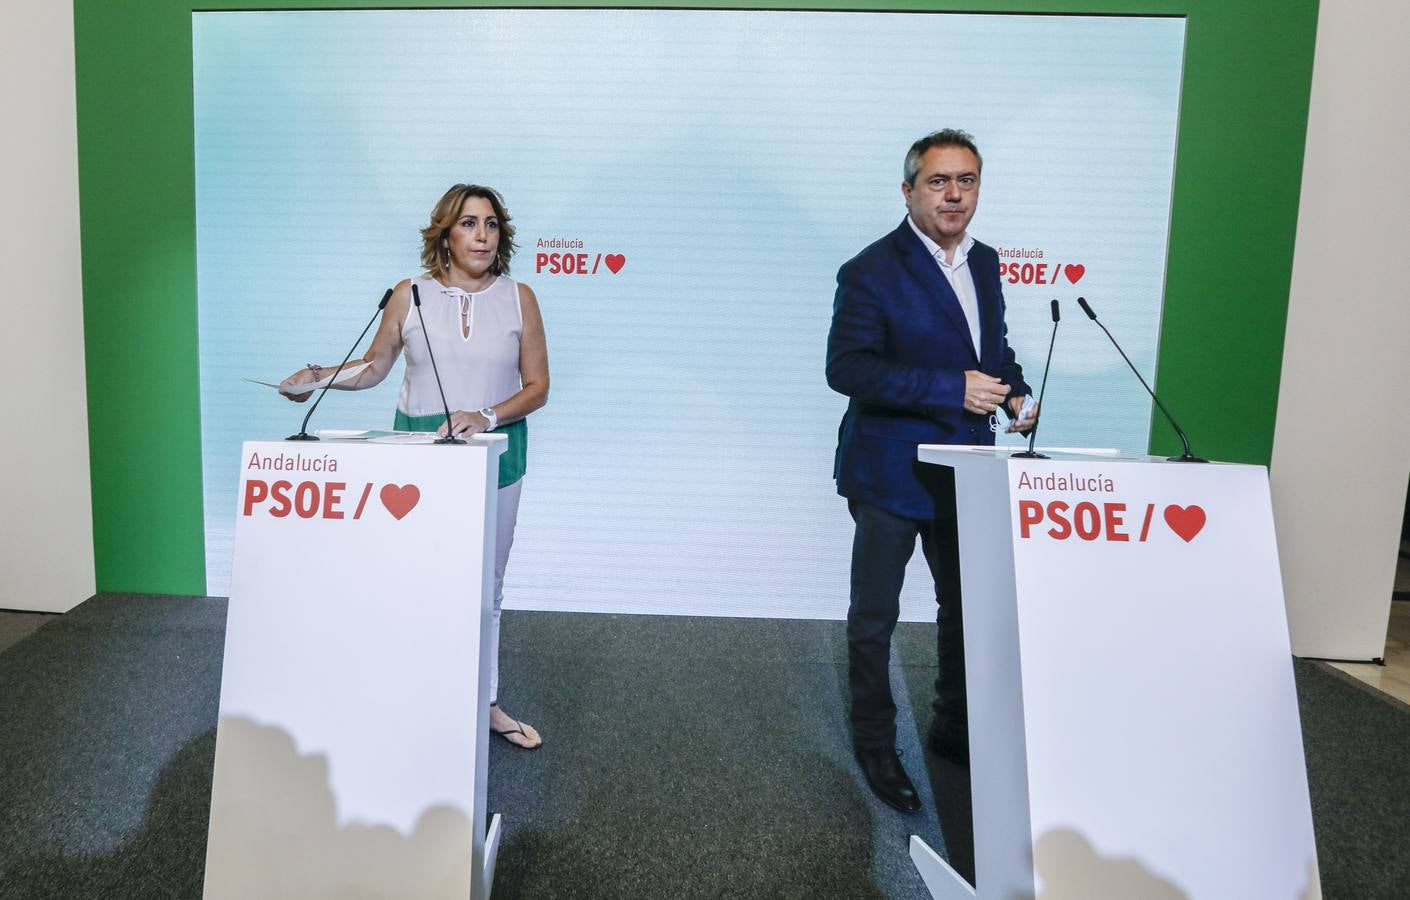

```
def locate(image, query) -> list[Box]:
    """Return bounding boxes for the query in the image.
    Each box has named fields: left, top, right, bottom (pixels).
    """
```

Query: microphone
left=287, top=288, right=394, bottom=442
left=1012, top=298, right=1059, bottom=459
left=1075, top=297, right=1206, bottom=463
left=410, top=283, right=465, bottom=445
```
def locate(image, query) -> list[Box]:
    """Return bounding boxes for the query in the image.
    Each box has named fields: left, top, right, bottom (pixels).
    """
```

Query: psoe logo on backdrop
left=242, top=452, right=421, bottom=521
left=996, top=247, right=1085, bottom=286
left=534, top=237, right=626, bottom=276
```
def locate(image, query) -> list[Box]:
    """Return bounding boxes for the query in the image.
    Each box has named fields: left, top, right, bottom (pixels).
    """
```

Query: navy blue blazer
left=826, top=219, right=1031, bottom=520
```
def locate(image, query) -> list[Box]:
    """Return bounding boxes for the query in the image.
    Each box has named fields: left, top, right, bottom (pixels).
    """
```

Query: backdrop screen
left=194, top=9, right=1186, bottom=618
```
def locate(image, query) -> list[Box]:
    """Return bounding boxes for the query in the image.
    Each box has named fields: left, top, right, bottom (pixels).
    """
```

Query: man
left=826, top=129, right=1037, bottom=812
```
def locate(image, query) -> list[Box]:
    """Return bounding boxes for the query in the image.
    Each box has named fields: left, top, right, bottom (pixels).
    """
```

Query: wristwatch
left=478, top=407, right=498, bottom=431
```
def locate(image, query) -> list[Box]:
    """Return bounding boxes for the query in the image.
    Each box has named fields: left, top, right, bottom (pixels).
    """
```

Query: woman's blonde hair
left=420, top=184, right=517, bottom=279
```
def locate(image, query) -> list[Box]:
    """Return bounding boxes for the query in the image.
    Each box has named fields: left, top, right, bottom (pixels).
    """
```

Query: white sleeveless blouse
left=397, top=275, right=523, bottom=418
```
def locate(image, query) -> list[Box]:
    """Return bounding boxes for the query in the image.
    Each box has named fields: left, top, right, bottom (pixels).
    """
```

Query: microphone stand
left=1076, top=297, right=1207, bottom=463
left=411, top=283, right=466, bottom=445
left=287, top=288, right=394, bottom=442
left=1012, top=298, right=1061, bottom=459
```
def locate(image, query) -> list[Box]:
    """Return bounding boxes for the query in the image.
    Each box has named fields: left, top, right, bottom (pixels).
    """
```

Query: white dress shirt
left=907, top=216, right=980, bottom=357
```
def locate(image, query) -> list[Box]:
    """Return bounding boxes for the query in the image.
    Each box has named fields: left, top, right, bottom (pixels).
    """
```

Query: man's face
left=902, top=145, right=981, bottom=248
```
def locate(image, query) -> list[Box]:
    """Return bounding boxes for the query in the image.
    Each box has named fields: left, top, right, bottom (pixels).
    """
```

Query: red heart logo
left=1064, top=264, right=1085, bottom=284
left=380, top=484, right=420, bottom=520
left=604, top=253, right=626, bottom=274
left=1163, top=505, right=1205, bottom=542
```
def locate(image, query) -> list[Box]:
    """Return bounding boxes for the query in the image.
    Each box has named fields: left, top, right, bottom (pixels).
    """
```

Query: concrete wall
left=0, top=2, right=95, bottom=612
left=1272, top=0, right=1410, bottom=658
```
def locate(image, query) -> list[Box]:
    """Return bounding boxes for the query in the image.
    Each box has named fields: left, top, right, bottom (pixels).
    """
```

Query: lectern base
left=910, top=835, right=975, bottom=899
left=482, top=813, right=503, bottom=899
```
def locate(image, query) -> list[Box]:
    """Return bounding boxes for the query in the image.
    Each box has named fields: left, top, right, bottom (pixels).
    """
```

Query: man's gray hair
left=903, top=129, right=983, bottom=185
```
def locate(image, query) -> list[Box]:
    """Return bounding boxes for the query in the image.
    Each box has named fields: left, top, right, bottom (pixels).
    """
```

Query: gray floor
left=1, top=595, right=1408, bottom=899
left=0, top=611, right=53, bottom=655
left=0, top=596, right=952, bottom=899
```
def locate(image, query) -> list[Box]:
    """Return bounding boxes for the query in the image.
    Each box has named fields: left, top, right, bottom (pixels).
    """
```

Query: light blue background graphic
left=194, top=10, right=1185, bottom=617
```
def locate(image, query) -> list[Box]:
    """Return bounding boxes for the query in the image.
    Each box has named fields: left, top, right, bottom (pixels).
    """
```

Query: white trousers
left=488, top=477, right=522, bottom=704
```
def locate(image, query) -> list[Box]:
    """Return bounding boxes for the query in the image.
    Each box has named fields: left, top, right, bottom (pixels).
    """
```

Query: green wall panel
left=74, top=0, right=1320, bottom=594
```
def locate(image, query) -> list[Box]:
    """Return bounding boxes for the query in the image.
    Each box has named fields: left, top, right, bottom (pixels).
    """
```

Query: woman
left=281, top=183, right=548, bottom=749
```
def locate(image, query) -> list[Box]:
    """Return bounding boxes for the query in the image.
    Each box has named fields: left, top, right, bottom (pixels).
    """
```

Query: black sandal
left=489, top=705, right=542, bottom=750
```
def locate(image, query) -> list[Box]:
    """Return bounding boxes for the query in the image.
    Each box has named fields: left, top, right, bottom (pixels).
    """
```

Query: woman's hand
left=437, top=409, right=493, bottom=438
left=279, top=366, right=321, bottom=402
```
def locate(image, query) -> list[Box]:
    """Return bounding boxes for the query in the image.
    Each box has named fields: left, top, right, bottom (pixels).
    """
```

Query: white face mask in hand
left=1018, top=393, right=1037, bottom=420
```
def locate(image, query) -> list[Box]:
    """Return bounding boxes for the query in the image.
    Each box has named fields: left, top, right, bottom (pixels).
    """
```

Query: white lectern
left=204, top=437, right=505, bottom=900
left=909, top=448, right=1320, bottom=900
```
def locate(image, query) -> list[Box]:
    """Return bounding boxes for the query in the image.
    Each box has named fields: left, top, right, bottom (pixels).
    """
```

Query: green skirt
left=393, top=410, right=526, bottom=488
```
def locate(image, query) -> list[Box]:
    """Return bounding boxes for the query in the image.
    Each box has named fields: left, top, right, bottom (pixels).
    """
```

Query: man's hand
left=1005, top=395, right=1039, bottom=433
left=964, top=370, right=1011, bottom=416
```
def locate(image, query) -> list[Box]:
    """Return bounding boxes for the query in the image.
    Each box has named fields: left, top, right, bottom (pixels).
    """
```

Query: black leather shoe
left=854, top=747, right=921, bottom=813
left=927, top=723, right=970, bottom=767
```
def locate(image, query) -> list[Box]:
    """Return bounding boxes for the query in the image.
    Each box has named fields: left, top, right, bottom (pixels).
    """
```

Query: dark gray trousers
left=846, top=477, right=966, bottom=751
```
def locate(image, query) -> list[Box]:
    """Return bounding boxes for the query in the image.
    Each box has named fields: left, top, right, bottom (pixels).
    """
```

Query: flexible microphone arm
left=288, top=288, right=394, bottom=442
left=410, top=283, right=466, bottom=445
left=1076, top=297, right=1206, bottom=463
left=1013, top=298, right=1060, bottom=459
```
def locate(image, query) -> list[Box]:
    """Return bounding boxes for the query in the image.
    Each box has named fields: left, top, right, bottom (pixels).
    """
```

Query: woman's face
left=443, top=195, right=501, bottom=278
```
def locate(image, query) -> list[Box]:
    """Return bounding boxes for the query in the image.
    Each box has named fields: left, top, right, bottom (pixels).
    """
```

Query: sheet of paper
left=314, top=429, right=401, bottom=441
left=246, top=361, right=372, bottom=393
left=368, top=431, right=439, bottom=445
left=315, top=429, right=448, bottom=443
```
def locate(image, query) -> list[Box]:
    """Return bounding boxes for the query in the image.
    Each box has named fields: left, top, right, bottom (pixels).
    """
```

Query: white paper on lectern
left=314, top=429, right=393, bottom=440
left=315, top=429, right=444, bottom=444
left=368, top=431, right=438, bottom=444
left=315, top=430, right=505, bottom=445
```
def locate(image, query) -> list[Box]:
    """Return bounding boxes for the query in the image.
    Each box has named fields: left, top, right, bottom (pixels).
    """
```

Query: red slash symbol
left=1163, top=505, right=1206, bottom=542
left=353, top=483, right=373, bottom=519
